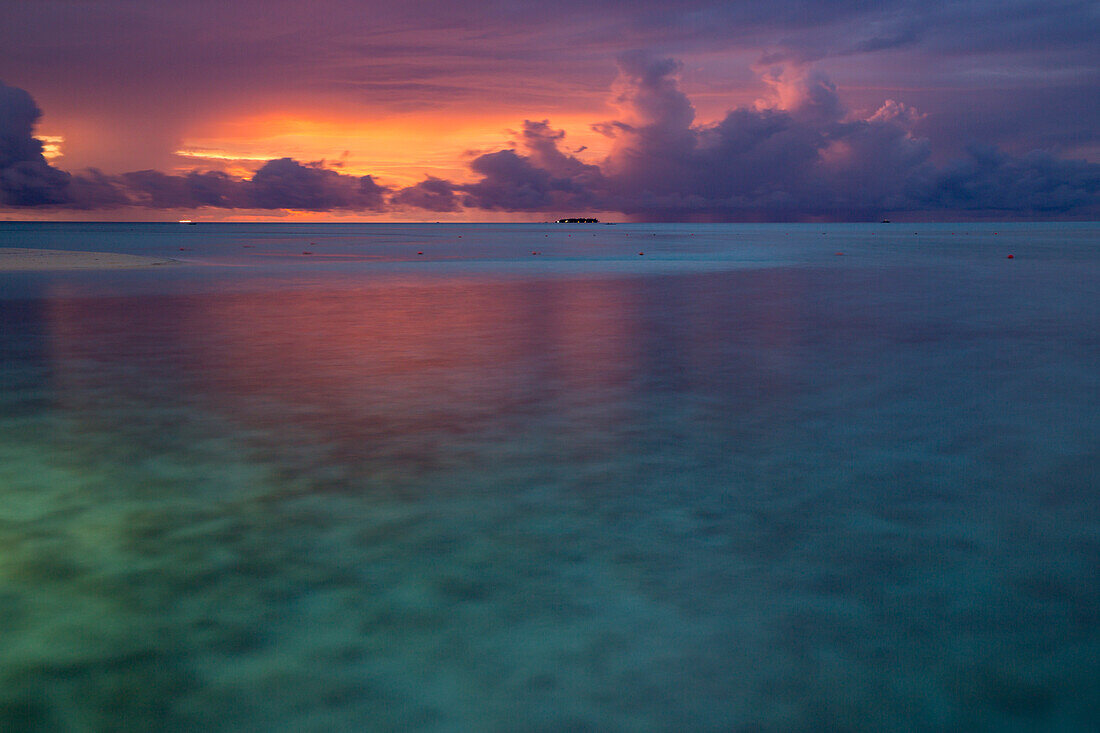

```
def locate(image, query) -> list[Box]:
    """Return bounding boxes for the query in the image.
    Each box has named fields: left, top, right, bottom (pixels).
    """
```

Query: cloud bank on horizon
left=2, top=53, right=1098, bottom=220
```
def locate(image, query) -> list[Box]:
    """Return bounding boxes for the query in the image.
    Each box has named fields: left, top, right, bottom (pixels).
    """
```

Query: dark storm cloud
left=391, top=177, right=460, bottom=212
left=66, top=169, right=131, bottom=209
left=117, top=160, right=386, bottom=212
left=460, top=121, right=603, bottom=211
left=924, top=145, right=1100, bottom=215
left=0, top=83, right=394, bottom=212
left=0, top=81, right=70, bottom=206
left=0, top=82, right=44, bottom=165
left=248, top=158, right=387, bottom=210
left=96, top=159, right=384, bottom=212
left=121, top=170, right=249, bottom=209
left=460, top=150, right=566, bottom=211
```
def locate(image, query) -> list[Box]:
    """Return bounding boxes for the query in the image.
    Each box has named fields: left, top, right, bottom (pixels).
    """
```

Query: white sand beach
left=0, top=247, right=179, bottom=271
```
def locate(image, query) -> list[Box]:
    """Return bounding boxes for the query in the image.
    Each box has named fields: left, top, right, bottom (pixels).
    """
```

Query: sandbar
left=0, top=247, right=179, bottom=272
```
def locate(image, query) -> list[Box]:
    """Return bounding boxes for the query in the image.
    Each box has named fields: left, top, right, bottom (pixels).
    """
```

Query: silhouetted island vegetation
left=556, top=218, right=599, bottom=223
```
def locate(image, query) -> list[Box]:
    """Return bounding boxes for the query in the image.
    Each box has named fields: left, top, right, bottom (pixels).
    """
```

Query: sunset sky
left=1, top=0, right=1097, bottom=220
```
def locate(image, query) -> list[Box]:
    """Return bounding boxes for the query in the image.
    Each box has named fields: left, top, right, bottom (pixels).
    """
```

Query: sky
left=1, top=0, right=1097, bottom=221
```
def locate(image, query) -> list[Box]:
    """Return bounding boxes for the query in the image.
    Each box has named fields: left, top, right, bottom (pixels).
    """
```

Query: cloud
left=4, top=0, right=1096, bottom=176
left=0, top=80, right=71, bottom=205
left=391, top=176, right=460, bottom=211
left=442, top=55, right=940, bottom=219
left=115, top=159, right=389, bottom=211
left=120, top=169, right=247, bottom=209
left=2, top=65, right=1098, bottom=220
left=923, top=145, right=1100, bottom=215
left=247, top=158, right=387, bottom=210
left=446, top=53, right=1098, bottom=220
left=459, top=121, right=602, bottom=211
left=2, top=79, right=395, bottom=212
left=66, top=169, right=130, bottom=209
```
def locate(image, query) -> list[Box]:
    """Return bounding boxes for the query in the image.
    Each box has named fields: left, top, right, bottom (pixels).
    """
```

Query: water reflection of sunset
left=43, top=269, right=811, bottom=464
left=42, top=276, right=651, bottom=449
left=14, top=225, right=1100, bottom=732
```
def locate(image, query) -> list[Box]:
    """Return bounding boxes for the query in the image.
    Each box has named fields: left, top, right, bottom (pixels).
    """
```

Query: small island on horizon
left=556, top=217, right=600, bottom=223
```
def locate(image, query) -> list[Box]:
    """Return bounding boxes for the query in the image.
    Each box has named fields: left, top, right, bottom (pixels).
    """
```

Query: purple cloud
left=391, top=177, right=460, bottom=212
left=5, top=0, right=1094, bottom=168
left=121, top=170, right=248, bottom=209
left=0, top=81, right=70, bottom=206
left=446, top=54, right=1098, bottom=220
left=248, top=158, right=387, bottom=210
left=925, top=145, right=1100, bottom=215
left=460, top=121, right=602, bottom=211
left=2, top=63, right=1098, bottom=220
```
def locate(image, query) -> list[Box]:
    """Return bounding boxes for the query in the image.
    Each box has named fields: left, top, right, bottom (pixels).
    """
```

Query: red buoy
left=1007, top=254, right=1014, bottom=259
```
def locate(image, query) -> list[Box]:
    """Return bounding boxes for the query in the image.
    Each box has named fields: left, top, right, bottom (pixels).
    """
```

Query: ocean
left=1, top=222, right=1098, bottom=730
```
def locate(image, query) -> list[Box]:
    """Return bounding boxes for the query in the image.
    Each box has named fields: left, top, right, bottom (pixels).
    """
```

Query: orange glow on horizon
left=174, top=111, right=615, bottom=188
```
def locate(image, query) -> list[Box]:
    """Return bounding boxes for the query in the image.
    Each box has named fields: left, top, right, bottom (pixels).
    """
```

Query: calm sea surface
left=1, top=222, right=1098, bottom=730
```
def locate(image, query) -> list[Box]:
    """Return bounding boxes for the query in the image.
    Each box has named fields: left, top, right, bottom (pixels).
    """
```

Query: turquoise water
left=1, top=223, right=1098, bottom=730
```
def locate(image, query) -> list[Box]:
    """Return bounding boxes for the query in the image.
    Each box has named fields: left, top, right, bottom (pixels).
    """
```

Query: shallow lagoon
left=1, top=223, right=1098, bottom=730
